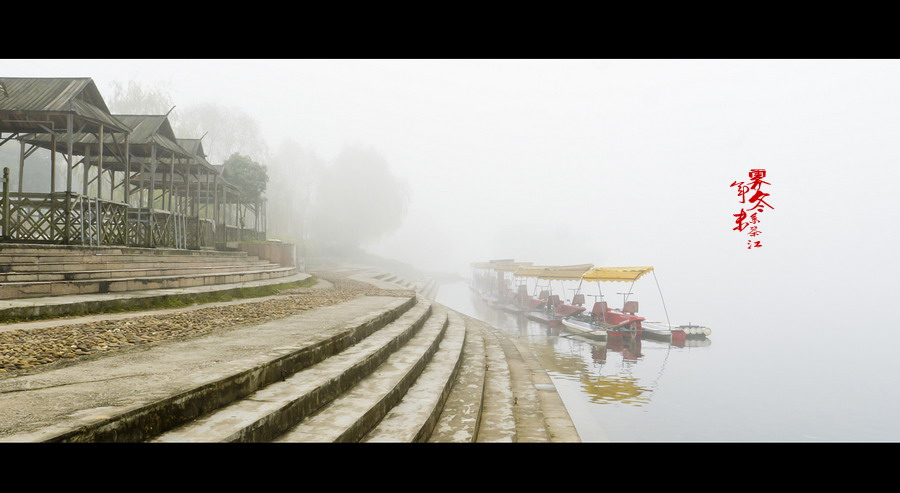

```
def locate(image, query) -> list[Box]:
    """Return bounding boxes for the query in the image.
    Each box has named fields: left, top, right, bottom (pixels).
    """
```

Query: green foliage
left=222, top=153, right=269, bottom=201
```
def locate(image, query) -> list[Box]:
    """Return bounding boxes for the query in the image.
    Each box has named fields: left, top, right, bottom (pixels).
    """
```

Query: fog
left=3, top=59, right=899, bottom=336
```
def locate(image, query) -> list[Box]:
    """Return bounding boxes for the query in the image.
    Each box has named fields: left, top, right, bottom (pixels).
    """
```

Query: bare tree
left=107, top=80, right=176, bottom=117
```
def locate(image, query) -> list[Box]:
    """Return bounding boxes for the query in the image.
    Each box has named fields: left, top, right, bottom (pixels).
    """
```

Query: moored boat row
left=470, top=260, right=712, bottom=348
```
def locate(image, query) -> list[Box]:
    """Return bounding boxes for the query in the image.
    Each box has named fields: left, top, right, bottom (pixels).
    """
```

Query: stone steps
left=0, top=243, right=252, bottom=258
left=0, top=272, right=313, bottom=324
left=0, top=295, right=418, bottom=442
left=0, top=266, right=297, bottom=299
left=363, top=310, right=466, bottom=442
left=473, top=320, right=518, bottom=442
left=0, top=258, right=271, bottom=273
left=0, top=244, right=294, bottom=301
left=0, top=270, right=580, bottom=443
left=153, top=299, right=435, bottom=442
left=275, top=305, right=451, bottom=442
left=0, top=252, right=254, bottom=263
left=428, top=315, right=487, bottom=442
left=0, top=263, right=282, bottom=283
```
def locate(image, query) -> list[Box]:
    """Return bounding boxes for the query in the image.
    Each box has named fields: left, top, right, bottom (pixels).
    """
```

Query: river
left=434, top=280, right=899, bottom=442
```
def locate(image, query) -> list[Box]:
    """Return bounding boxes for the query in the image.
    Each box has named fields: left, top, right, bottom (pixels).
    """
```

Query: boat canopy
left=514, top=265, right=552, bottom=278
left=470, top=262, right=495, bottom=269
left=471, top=259, right=525, bottom=271
left=514, top=264, right=593, bottom=280
left=492, top=262, right=533, bottom=273
left=581, top=266, right=654, bottom=282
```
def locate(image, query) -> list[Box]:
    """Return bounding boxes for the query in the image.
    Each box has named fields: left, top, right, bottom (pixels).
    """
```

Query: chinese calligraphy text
left=731, top=169, right=772, bottom=249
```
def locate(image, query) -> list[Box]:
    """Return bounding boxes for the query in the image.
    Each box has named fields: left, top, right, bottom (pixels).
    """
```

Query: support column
left=51, top=133, right=57, bottom=193
left=124, top=134, right=130, bottom=246
left=64, top=115, right=74, bottom=244
left=83, top=145, right=90, bottom=245
left=18, top=139, right=24, bottom=194
left=149, top=144, right=157, bottom=247
left=124, top=135, right=130, bottom=204
left=95, top=124, right=104, bottom=245
left=97, top=125, right=104, bottom=200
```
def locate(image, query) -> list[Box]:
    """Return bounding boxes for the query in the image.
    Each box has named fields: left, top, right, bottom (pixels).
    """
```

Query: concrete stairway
left=0, top=289, right=579, bottom=442
left=0, top=244, right=296, bottom=300
left=352, top=269, right=439, bottom=300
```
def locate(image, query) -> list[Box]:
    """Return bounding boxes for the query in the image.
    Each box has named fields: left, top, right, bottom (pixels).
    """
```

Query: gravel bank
left=0, top=272, right=414, bottom=377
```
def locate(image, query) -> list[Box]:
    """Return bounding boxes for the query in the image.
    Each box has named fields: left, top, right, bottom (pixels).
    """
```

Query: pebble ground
left=0, top=272, right=413, bottom=377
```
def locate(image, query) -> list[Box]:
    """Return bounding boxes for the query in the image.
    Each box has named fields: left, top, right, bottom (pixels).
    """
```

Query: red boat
left=561, top=299, right=645, bottom=340
left=560, top=266, right=710, bottom=346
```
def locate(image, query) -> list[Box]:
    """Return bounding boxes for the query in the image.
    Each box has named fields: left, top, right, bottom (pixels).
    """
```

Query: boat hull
left=525, top=310, right=562, bottom=326
left=642, top=322, right=711, bottom=346
left=560, top=318, right=607, bottom=340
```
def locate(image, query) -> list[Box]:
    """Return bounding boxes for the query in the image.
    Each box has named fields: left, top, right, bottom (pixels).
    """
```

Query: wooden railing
left=1, top=192, right=220, bottom=250
left=1, top=192, right=75, bottom=243
left=0, top=192, right=126, bottom=245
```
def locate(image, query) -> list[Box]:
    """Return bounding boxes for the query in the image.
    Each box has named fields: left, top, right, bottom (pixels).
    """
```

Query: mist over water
left=4, top=59, right=899, bottom=441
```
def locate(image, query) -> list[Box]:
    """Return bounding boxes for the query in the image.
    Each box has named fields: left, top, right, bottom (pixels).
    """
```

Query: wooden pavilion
left=0, top=77, right=265, bottom=249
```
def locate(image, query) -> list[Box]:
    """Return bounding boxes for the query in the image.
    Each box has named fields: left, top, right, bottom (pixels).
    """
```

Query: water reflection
left=580, top=374, right=652, bottom=407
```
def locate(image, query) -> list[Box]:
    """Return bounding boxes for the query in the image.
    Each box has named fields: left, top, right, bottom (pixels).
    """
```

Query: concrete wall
left=237, top=242, right=296, bottom=268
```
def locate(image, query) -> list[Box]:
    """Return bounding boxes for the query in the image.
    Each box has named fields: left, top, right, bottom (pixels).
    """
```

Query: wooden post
left=124, top=134, right=130, bottom=246
left=83, top=146, right=90, bottom=245
left=196, top=167, right=201, bottom=248
left=18, top=139, right=24, bottom=194
left=213, top=174, right=219, bottom=241
left=65, top=114, right=74, bottom=244
left=169, top=154, right=175, bottom=247
left=2, top=167, right=10, bottom=240
left=168, top=155, right=173, bottom=212
left=97, top=125, right=104, bottom=200
left=50, top=136, right=56, bottom=194
left=124, top=134, right=130, bottom=204
left=96, top=124, right=104, bottom=245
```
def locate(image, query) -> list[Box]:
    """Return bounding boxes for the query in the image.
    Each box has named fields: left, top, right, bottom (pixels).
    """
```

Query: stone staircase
left=348, top=269, right=440, bottom=300
left=0, top=243, right=297, bottom=301
left=0, top=272, right=579, bottom=442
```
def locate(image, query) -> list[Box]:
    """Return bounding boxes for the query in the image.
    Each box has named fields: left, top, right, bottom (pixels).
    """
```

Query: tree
left=222, top=153, right=268, bottom=201
left=107, top=80, right=176, bottom=117
left=176, top=103, right=268, bottom=164
left=106, top=81, right=269, bottom=165
left=309, top=146, right=409, bottom=252
left=266, top=139, right=323, bottom=242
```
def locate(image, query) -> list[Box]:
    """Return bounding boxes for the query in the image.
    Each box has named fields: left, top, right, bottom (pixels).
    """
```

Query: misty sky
left=3, top=59, right=899, bottom=331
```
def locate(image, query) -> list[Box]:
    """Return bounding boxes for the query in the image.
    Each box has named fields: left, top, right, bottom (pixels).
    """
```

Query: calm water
left=435, top=280, right=900, bottom=442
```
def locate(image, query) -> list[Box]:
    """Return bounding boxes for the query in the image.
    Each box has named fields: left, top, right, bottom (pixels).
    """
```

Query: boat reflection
left=580, top=373, right=653, bottom=406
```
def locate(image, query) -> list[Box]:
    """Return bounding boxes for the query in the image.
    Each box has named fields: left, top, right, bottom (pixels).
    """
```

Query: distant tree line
left=106, top=80, right=409, bottom=256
